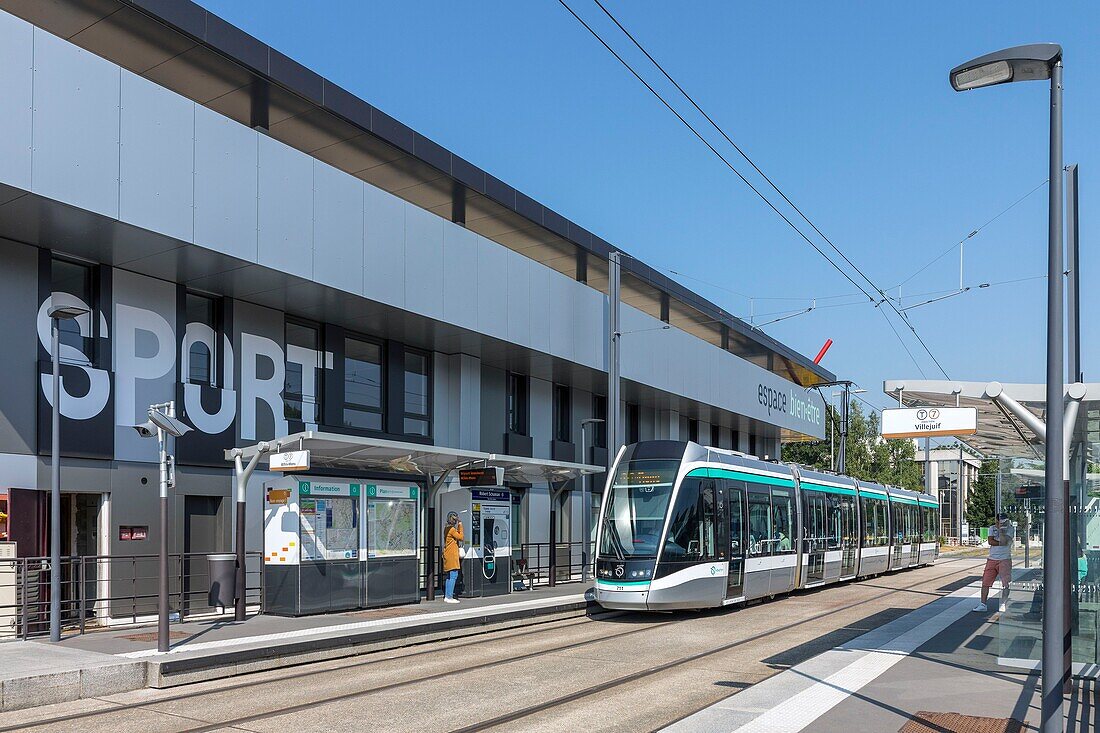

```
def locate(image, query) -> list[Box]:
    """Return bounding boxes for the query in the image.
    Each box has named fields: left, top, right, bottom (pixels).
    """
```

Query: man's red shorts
left=982, top=558, right=1011, bottom=587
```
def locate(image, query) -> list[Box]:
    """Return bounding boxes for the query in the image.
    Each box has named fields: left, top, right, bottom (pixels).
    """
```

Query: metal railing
left=0, top=552, right=263, bottom=640
left=419, top=541, right=590, bottom=593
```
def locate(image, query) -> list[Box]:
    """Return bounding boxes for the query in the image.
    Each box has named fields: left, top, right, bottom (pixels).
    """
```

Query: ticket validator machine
left=440, top=487, right=512, bottom=597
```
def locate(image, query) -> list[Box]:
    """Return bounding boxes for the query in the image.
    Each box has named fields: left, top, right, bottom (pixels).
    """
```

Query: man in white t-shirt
left=974, top=513, right=1014, bottom=613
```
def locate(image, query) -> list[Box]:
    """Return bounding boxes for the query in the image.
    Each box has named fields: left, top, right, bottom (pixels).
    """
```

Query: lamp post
left=46, top=296, right=90, bottom=643
left=580, top=418, right=604, bottom=583
left=134, top=402, right=192, bottom=653
left=950, top=43, right=1064, bottom=732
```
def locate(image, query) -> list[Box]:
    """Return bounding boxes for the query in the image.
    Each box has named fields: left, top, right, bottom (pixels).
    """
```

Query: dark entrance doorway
left=183, top=495, right=223, bottom=615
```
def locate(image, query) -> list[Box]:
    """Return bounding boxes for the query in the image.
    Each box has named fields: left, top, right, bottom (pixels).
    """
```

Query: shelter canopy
left=884, top=380, right=1100, bottom=460
left=226, top=431, right=604, bottom=485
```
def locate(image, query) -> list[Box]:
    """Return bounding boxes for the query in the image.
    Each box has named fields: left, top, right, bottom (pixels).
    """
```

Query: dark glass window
left=344, top=336, right=384, bottom=431
left=506, top=373, right=528, bottom=435
left=185, top=293, right=218, bottom=386
left=710, top=424, right=720, bottom=448
left=747, top=491, right=772, bottom=556
left=403, top=350, right=430, bottom=436
left=687, top=419, right=699, bottom=444
left=592, top=394, right=608, bottom=448
left=284, top=321, right=321, bottom=422
left=771, top=488, right=794, bottom=554
left=51, top=258, right=94, bottom=359
left=748, top=433, right=758, bottom=457
left=626, top=403, right=640, bottom=445
left=553, top=384, right=570, bottom=442
left=662, top=478, right=717, bottom=562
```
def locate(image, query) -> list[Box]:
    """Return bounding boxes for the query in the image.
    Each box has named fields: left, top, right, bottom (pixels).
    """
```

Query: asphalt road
left=0, top=556, right=983, bottom=733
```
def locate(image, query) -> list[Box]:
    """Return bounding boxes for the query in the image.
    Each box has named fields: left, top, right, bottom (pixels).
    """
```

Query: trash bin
left=208, top=554, right=237, bottom=611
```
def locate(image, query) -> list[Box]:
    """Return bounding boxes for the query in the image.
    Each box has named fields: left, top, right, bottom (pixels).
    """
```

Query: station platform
left=0, top=582, right=592, bottom=712
left=665, top=578, right=1091, bottom=733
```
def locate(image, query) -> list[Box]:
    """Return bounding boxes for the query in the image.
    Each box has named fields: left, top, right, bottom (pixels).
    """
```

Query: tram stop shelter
left=226, top=431, right=603, bottom=616
left=884, top=379, right=1100, bottom=676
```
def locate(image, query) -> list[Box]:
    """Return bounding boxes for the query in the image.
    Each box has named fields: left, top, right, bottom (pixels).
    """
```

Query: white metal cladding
left=0, top=10, right=824, bottom=438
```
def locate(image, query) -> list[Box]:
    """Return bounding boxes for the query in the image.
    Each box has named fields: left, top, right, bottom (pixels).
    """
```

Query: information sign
left=880, top=407, right=977, bottom=439
left=459, top=467, right=504, bottom=487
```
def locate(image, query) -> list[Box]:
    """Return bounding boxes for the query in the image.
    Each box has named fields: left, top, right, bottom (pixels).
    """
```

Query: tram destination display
left=459, top=467, right=505, bottom=487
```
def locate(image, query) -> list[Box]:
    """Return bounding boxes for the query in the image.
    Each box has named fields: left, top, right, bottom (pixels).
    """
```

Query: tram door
left=804, top=491, right=826, bottom=584
left=839, top=495, right=858, bottom=578
left=890, top=502, right=905, bottom=569
left=724, top=481, right=745, bottom=600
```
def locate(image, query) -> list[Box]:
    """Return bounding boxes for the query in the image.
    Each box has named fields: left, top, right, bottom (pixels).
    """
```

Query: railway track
left=2, top=558, right=979, bottom=733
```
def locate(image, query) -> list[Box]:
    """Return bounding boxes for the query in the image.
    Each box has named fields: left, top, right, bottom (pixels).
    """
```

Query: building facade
left=0, top=1, right=829, bottom=620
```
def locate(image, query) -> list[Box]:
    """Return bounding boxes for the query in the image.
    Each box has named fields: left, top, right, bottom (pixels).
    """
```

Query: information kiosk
left=440, top=487, right=512, bottom=597
left=263, top=477, right=420, bottom=615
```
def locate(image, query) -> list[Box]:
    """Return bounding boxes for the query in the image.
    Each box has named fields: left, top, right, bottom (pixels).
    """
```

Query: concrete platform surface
left=665, top=578, right=1094, bottom=733
left=0, top=582, right=591, bottom=708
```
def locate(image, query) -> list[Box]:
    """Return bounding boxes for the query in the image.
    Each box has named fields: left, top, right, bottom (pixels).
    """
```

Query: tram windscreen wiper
left=603, top=515, right=625, bottom=560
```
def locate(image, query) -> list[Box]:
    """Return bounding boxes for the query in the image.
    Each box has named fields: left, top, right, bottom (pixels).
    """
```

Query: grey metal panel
left=362, top=183, right=405, bottom=307
left=475, top=236, right=508, bottom=339
left=527, top=263, right=551, bottom=355
left=257, top=134, right=313, bottom=281
left=572, top=282, right=603, bottom=370
left=403, top=204, right=444, bottom=320
left=640, top=406, right=657, bottom=442
left=529, top=377, right=552, bottom=460
left=232, top=300, right=286, bottom=443
left=119, top=70, right=194, bottom=244
left=312, top=159, right=363, bottom=295
left=112, top=270, right=177, bottom=462
left=441, top=224, right=477, bottom=329
left=193, top=104, right=257, bottom=263
left=743, top=569, right=770, bottom=600
left=505, top=251, right=531, bottom=348
left=0, top=11, right=32, bottom=192
left=647, top=576, right=725, bottom=610
left=0, top=240, right=37, bottom=455
left=479, top=364, right=505, bottom=454
left=547, top=270, right=575, bottom=363
left=31, top=27, right=120, bottom=219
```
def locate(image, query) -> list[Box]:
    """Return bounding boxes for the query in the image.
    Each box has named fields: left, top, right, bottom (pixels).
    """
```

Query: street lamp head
left=47, top=292, right=90, bottom=320
left=148, top=409, right=192, bottom=438
left=950, top=43, right=1062, bottom=91
left=133, top=420, right=158, bottom=438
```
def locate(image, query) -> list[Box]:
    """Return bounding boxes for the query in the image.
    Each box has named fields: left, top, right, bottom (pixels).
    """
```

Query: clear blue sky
left=200, top=0, right=1099, bottom=415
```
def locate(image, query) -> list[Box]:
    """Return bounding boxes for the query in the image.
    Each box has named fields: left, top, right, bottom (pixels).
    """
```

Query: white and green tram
left=594, top=441, right=939, bottom=611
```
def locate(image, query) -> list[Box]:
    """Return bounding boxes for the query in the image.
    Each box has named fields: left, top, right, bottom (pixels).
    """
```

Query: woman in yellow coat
left=443, top=511, right=464, bottom=603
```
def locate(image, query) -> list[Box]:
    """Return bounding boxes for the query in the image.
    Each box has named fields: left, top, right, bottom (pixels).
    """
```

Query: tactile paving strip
left=900, top=711, right=1026, bottom=733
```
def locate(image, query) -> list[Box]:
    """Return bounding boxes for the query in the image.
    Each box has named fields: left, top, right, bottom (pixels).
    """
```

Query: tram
left=594, top=440, right=939, bottom=611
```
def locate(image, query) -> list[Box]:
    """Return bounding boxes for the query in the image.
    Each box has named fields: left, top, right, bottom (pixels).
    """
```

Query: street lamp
left=950, top=42, right=1064, bottom=732
left=829, top=386, right=865, bottom=475
left=580, top=418, right=605, bottom=583
left=46, top=295, right=89, bottom=643
left=134, top=401, right=192, bottom=653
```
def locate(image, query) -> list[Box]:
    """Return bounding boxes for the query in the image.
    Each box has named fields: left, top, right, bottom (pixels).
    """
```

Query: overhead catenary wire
left=567, top=0, right=949, bottom=379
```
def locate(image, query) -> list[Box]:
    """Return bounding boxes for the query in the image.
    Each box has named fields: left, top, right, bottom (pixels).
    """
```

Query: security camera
left=148, top=410, right=192, bottom=439
left=133, top=420, right=158, bottom=438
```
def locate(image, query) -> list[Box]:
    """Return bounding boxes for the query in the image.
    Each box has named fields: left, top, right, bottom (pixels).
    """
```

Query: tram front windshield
left=599, top=460, right=679, bottom=559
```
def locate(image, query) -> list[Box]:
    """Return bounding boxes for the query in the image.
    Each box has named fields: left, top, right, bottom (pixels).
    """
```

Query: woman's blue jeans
left=445, top=569, right=458, bottom=599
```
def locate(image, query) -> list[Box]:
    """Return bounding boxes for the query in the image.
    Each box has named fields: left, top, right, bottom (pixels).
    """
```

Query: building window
left=710, top=424, right=720, bottom=448
left=592, top=394, right=607, bottom=448
left=403, top=350, right=431, bottom=437
left=553, top=385, right=571, bottom=442
left=732, top=429, right=740, bottom=452
left=626, top=403, right=640, bottom=445
left=749, top=433, right=758, bottom=457
left=185, top=292, right=218, bottom=386
left=51, top=257, right=94, bottom=360
left=285, top=320, right=321, bottom=422
left=506, top=373, right=529, bottom=435
left=688, top=419, right=699, bottom=444
left=344, top=336, right=384, bottom=431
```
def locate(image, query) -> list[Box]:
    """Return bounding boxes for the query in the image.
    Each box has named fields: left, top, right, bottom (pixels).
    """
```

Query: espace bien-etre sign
left=757, top=384, right=822, bottom=428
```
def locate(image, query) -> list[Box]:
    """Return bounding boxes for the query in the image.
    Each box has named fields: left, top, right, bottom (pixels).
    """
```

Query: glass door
left=839, top=495, right=858, bottom=577
left=726, top=481, right=745, bottom=599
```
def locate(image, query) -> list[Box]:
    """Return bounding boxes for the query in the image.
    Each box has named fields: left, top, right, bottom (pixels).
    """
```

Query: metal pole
left=581, top=425, right=589, bottom=583
left=608, top=252, right=621, bottom=470
left=959, top=444, right=966, bottom=542
left=50, top=317, right=61, bottom=643
left=995, top=462, right=1003, bottom=517
left=830, top=417, right=835, bottom=472
left=1065, top=162, right=1080, bottom=698
left=1040, top=59, right=1065, bottom=733
left=838, top=384, right=849, bottom=475
left=158, top=424, right=169, bottom=653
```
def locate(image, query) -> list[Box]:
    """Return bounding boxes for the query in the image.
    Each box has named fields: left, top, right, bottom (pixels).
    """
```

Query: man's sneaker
left=999, top=603, right=1008, bottom=613
left=972, top=602, right=988, bottom=612
left=444, top=597, right=460, bottom=604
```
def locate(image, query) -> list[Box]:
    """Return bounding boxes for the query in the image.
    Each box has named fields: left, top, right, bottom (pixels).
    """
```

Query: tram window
left=860, top=497, right=888, bottom=547
left=748, top=492, right=772, bottom=556
left=771, top=488, right=794, bottom=554
left=663, top=478, right=717, bottom=562
left=828, top=496, right=842, bottom=550
left=728, top=482, right=745, bottom=556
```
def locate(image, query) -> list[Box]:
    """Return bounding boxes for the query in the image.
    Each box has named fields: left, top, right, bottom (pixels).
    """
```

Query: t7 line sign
left=880, top=407, right=978, bottom=439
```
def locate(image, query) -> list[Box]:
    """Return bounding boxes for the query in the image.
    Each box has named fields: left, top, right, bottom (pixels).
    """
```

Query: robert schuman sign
left=881, top=407, right=977, bottom=439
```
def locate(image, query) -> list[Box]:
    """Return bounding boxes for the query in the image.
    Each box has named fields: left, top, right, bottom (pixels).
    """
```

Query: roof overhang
left=884, top=379, right=1100, bottom=459
left=226, top=431, right=604, bottom=485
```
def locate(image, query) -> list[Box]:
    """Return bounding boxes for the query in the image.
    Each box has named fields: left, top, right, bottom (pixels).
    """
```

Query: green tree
left=966, top=459, right=999, bottom=530
left=782, top=403, right=924, bottom=492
